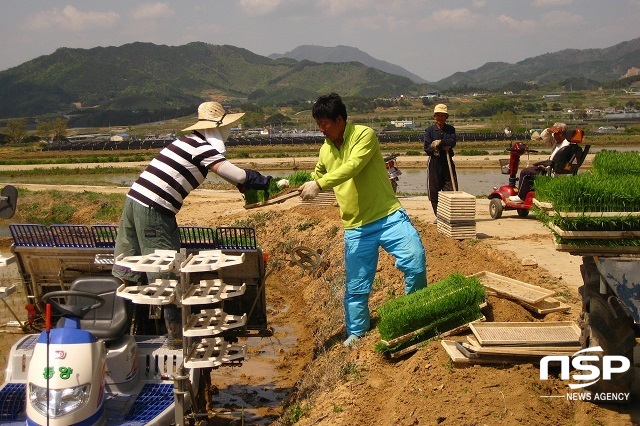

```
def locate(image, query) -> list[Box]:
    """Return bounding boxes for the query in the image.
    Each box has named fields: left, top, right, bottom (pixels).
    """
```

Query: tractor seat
left=57, top=276, right=128, bottom=342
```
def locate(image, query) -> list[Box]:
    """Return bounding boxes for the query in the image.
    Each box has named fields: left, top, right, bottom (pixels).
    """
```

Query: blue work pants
left=343, top=208, right=427, bottom=337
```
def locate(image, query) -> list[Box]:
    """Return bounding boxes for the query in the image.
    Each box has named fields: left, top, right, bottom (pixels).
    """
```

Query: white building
left=390, top=120, right=416, bottom=129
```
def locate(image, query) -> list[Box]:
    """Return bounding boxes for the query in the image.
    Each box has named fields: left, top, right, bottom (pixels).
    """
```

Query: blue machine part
left=124, top=383, right=174, bottom=423
left=0, top=383, right=26, bottom=421
left=596, top=257, right=640, bottom=323
left=36, top=324, right=97, bottom=344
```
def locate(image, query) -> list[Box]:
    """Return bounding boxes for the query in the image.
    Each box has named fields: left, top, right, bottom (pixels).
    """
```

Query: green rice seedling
left=591, top=150, right=640, bottom=176
left=377, top=274, right=482, bottom=318
left=243, top=171, right=313, bottom=205
left=549, top=214, right=640, bottom=232
left=375, top=305, right=483, bottom=354
left=556, top=237, right=640, bottom=248
left=376, top=274, right=485, bottom=342
left=534, top=174, right=640, bottom=213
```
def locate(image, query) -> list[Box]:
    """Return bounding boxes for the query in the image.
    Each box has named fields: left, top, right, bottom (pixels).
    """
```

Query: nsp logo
left=540, top=346, right=630, bottom=390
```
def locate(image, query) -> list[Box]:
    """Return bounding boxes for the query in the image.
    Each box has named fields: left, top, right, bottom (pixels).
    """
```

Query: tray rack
left=114, top=248, right=249, bottom=370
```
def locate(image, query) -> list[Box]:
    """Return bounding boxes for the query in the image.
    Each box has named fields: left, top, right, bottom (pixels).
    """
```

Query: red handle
left=45, top=303, right=51, bottom=331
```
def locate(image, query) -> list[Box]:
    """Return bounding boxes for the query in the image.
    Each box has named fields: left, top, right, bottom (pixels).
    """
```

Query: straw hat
left=182, top=101, right=245, bottom=132
left=433, top=104, right=448, bottom=115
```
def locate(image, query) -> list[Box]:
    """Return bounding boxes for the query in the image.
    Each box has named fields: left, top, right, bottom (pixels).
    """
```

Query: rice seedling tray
left=532, top=198, right=553, bottom=211
left=517, top=296, right=571, bottom=314
left=387, top=315, right=486, bottom=359
left=548, top=223, right=640, bottom=239
left=469, top=321, right=580, bottom=346
left=468, top=271, right=554, bottom=304
left=298, top=190, right=337, bottom=206
left=554, top=242, right=640, bottom=256
left=244, top=188, right=301, bottom=209
left=460, top=336, right=582, bottom=357
left=465, top=335, right=580, bottom=353
left=440, top=340, right=541, bottom=365
left=461, top=340, right=579, bottom=357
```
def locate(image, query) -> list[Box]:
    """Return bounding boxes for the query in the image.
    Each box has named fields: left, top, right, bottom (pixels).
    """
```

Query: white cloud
left=534, top=0, right=572, bottom=6
left=497, top=14, right=536, bottom=31
left=239, top=0, right=283, bottom=16
left=318, top=0, right=373, bottom=16
left=431, top=8, right=476, bottom=26
left=540, top=10, right=584, bottom=27
left=472, top=0, right=487, bottom=8
left=26, top=6, right=119, bottom=31
left=131, top=3, right=175, bottom=21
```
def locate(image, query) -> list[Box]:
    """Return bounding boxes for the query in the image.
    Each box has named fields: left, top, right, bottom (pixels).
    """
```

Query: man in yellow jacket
left=301, top=93, right=427, bottom=346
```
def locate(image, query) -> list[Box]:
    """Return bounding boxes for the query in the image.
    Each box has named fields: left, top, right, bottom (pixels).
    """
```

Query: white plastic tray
left=183, top=308, right=247, bottom=337
left=116, top=279, right=178, bottom=305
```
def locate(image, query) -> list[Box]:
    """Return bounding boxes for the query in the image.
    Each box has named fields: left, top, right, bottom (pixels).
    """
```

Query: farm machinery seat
left=57, top=275, right=128, bottom=342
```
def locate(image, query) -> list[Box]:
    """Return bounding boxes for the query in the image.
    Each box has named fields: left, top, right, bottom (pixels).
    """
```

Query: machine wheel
left=489, top=198, right=503, bottom=219
left=517, top=208, right=529, bottom=218
left=579, top=258, right=635, bottom=401
left=290, top=246, right=323, bottom=271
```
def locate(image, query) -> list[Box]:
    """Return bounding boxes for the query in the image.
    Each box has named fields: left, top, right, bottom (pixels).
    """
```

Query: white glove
left=300, top=180, right=321, bottom=200
left=430, top=139, right=442, bottom=150
left=276, top=179, right=290, bottom=188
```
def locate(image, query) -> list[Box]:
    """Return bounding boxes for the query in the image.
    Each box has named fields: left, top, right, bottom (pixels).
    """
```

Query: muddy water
left=207, top=321, right=298, bottom=424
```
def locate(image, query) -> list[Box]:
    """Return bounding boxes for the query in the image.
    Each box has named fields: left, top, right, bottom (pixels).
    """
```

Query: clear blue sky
left=0, top=0, right=638, bottom=82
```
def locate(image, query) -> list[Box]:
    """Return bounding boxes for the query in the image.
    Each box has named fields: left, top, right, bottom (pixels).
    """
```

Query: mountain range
left=0, top=38, right=638, bottom=123
left=269, top=45, right=428, bottom=84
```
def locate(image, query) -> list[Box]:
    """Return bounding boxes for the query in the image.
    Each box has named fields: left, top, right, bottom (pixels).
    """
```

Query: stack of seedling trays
left=533, top=151, right=640, bottom=256
left=375, top=273, right=486, bottom=358
left=436, top=191, right=476, bottom=239
left=441, top=321, right=581, bottom=365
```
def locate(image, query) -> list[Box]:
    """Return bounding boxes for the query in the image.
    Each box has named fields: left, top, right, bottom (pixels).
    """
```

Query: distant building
left=390, top=120, right=416, bottom=129
left=542, top=94, right=561, bottom=99
left=110, top=133, right=130, bottom=142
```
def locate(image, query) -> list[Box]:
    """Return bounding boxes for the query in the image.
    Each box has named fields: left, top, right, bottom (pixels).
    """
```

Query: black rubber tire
left=517, top=208, right=529, bottom=218
left=489, top=198, right=503, bottom=219
left=579, top=258, right=635, bottom=402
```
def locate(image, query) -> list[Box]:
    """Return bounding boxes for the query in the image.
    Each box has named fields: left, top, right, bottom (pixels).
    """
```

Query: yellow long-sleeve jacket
left=313, top=123, right=401, bottom=229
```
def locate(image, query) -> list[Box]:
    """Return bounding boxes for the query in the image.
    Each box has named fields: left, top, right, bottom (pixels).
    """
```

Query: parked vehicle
left=487, top=140, right=590, bottom=219
left=579, top=256, right=637, bottom=400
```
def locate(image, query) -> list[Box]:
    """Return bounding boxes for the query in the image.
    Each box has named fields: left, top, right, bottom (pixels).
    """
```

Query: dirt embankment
left=172, top=189, right=638, bottom=425
left=0, top=183, right=638, bottom=425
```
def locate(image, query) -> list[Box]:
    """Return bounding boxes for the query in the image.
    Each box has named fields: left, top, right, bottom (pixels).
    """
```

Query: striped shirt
left=127, top=134, right=225, bottom=215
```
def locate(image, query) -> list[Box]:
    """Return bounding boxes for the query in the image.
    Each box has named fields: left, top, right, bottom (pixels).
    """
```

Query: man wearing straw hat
left=423, top=103, right=458, bottom=220
left=112, top=101, right=271, bottom=349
